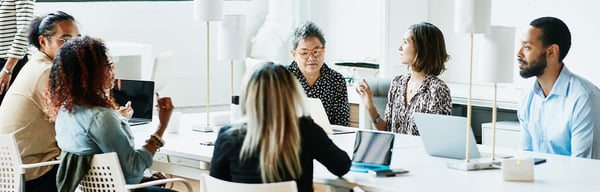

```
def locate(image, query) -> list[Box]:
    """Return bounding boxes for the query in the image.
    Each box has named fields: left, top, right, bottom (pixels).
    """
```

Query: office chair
left=77, top=152, right=193, bottom=192
left=199, top=173, right=298, bottom=192
left=0, top=134, right=60, bottom=192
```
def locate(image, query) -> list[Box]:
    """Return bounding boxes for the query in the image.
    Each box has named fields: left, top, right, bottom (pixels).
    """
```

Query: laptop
left=305, top=98, right=355, bottom=135
left=350, top=130, right=395, bottom=172
left=413, top=112, right=488, bottom=160
left=112, top=79, right=155, bottom=126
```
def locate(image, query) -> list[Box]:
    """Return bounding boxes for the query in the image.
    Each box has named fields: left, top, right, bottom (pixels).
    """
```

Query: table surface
left=132, top=113, right=600, bottom=192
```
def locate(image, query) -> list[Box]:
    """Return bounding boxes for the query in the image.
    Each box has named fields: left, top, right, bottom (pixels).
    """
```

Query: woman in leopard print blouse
left=356, top=22, right=452, bottom=135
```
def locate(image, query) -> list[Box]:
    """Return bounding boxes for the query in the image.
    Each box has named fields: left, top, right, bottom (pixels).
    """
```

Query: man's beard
left=519, top=52, right=547, bottom=78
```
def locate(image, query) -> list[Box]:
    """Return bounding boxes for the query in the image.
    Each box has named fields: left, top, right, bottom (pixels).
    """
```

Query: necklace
left=407, top=79, right=422, bottom=95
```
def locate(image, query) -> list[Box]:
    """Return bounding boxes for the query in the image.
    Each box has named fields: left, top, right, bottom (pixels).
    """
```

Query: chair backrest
left=77, top=152, right=128, bottom=192
left=200, top=173, right=298, bottom=192
left=0, top=134, right=24, bottom=192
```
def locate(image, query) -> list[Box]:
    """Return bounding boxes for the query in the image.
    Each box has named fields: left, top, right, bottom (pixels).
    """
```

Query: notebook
left=413, top=112, right=483, bottom=159
left=112, top=79, right=155, bottom=126
left=350, top=130, right=395, bottom=172
left=305, top=98, right=355, bottom=135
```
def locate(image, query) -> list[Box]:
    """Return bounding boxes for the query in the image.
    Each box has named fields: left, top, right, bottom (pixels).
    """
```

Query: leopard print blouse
left=384, top=74, right=452, bottom=135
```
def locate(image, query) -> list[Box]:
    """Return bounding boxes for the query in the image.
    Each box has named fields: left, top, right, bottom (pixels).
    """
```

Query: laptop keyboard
left=128, top=118, right=150, bottom=126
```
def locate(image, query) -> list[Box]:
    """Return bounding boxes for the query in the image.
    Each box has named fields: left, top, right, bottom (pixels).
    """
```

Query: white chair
left=199, top=173, right=298, bottom=192
left=77, top=152, right=193, bottom=192
left=0, top=134, right=60, bottom=192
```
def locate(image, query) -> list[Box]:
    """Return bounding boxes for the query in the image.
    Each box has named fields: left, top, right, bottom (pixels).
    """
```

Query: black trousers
left=0, top=55, right=28, bottom=104
left=25, top=164, right=58, bottom=192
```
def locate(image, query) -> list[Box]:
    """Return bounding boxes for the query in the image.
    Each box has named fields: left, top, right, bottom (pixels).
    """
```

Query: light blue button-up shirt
left=55, top=105, right=153, bottom=184
left=518, top=66, right=600, bottom=159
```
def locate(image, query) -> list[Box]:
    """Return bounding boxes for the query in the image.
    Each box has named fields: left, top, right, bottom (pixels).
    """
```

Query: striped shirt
left=0, top=0, right=34, bottom=59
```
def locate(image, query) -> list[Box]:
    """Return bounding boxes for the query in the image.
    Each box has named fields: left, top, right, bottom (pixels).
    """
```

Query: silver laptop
left=413, top=112, right=482, bottom=159
left=112, top=79, right=155, bottom=126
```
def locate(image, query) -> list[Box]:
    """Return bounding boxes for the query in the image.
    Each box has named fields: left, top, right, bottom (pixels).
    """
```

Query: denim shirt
left=55, top=105, right=153, bottom=184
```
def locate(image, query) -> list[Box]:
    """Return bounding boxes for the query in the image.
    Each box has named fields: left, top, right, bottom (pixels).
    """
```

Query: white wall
left=429, top=0, right=600, bottom=88
left=35, top=1, right=265, bottom=107
left=35, top=0, right=600, bottom=107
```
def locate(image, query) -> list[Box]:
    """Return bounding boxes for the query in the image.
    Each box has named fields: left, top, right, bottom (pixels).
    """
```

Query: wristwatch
left=373, top=114, right=382, bottom=123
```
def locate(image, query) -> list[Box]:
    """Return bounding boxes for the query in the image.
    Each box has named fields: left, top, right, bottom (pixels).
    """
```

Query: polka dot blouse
left=287, top=62, right=350, bottom=126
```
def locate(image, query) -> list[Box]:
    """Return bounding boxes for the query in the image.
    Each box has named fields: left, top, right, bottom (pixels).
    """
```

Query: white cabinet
left=482, top=121, right=520, bottom=149
left=105, top=41, right=153, bottom=80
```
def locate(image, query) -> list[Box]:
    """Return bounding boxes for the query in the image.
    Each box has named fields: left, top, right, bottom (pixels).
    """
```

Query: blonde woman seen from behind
left=210, top=63, right=351, bottom=192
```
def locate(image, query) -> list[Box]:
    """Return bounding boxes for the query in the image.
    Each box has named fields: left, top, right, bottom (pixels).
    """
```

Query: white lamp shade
left=194, top=0, right=223, bottom=21
left=454, top=0, right=491, bottom=33
left=218, top=15, right=247, bottom=61
left=477, top=26, right=515, bottom=83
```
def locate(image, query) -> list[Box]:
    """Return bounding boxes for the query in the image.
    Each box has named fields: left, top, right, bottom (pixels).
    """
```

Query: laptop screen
left=112, top=79, right=155, bottom=120
left=352, top=130, right=394, bottom=166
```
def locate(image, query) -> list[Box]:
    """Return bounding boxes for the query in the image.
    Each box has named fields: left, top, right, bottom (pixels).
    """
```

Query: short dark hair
left=530, top=17, right=571, bottom=62
left=291, top=21, right=326, bottom=50
left=28, top=11, right=76, bottom=49
left=408, top=22, right=449, bottom=76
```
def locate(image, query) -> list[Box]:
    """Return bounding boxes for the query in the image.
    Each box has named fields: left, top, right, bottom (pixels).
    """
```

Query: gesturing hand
left=156, top=97, right=174, bottom=129
left=118, top=101, right=133, bottom=120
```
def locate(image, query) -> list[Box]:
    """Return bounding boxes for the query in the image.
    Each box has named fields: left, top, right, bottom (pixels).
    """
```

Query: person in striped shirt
left=0, top=0, right=35, bottom=104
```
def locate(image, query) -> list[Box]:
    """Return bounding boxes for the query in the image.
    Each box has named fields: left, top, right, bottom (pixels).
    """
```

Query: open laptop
left=350, top=130, right=395, bottom=172
left=413, top=112, right=510, bottom=160
left=112, top=79, right=155, bottom=126
left=305, top=98, right=355, bottom=135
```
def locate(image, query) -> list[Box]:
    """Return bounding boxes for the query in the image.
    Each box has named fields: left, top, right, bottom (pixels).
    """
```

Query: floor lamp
left=478, top=25, right=516, bottom=160
left=193, top=0, right=222, bottom=131
left=447, top=0, right=496, bottom=171
left=218, top=15, right=247, bottom=122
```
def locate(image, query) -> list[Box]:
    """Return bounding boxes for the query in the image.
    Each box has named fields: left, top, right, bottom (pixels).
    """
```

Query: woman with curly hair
left=48, top=36, right=176, bottom=192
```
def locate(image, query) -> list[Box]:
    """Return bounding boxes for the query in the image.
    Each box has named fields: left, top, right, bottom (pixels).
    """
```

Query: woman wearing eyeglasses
left=0, top=11, right=79, bottom=192
left=287, top=21, right=350, bottom=127
left=356, top=22, right=452, bottom=135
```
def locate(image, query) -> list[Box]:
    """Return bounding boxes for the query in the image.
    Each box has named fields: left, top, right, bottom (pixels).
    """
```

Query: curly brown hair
left=46, top=36, right=117, bottom=121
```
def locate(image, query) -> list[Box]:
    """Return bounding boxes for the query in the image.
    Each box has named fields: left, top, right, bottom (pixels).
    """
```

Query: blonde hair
left=238, top=62, right=306, bottom=182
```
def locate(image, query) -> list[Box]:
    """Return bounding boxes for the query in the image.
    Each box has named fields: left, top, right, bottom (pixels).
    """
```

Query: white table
left=105, top=41, right=153, bottom=80
left=132, top=113, right=600, bottom=192
left=131, top=113, right=218, bottom=179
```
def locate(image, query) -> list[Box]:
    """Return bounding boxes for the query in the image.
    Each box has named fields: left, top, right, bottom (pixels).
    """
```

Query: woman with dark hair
left=356, top=22, right=452, bottom=135
left=0, top=11, right=78, bottom=192
left=210, top=63, right=350, bottom=192
left=49, top=36, right=176, bottom=192
left=287, top=21, right=350, bottom=126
